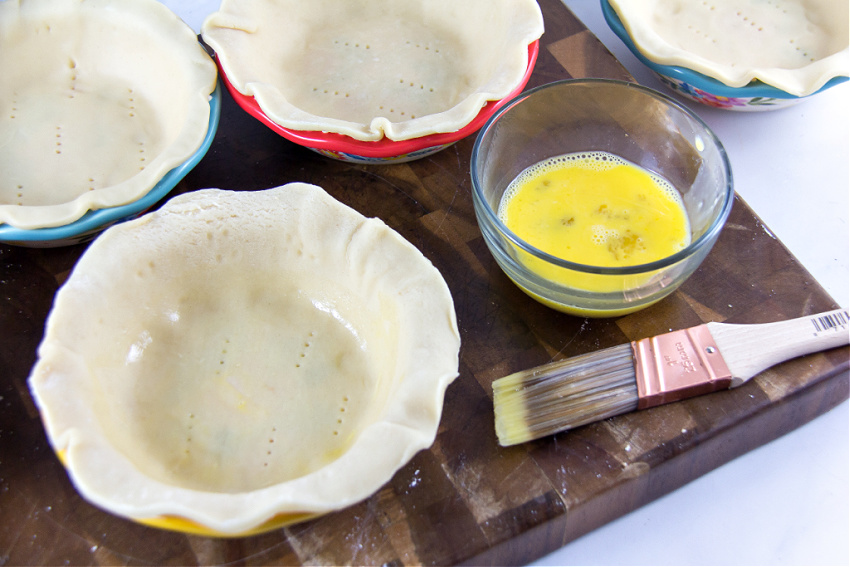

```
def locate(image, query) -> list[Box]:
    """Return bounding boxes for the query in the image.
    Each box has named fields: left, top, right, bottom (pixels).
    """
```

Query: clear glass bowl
left=471, top=79, right=734, bottom=317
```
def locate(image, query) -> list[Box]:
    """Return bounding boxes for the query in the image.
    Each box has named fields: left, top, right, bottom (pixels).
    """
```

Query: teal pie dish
left=0, top=85, right=221, bottom=248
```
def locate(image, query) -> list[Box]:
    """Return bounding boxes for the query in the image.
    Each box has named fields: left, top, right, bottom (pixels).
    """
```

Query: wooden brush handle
left=706, top=309, right=849, bottom=387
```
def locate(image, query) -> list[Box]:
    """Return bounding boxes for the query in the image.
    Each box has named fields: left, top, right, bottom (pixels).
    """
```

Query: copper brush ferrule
left=632, top=324, right=732, bottom=410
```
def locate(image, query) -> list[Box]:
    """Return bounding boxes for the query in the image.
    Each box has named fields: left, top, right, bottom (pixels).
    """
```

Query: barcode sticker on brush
left=811, top=310, right=849, bottom=333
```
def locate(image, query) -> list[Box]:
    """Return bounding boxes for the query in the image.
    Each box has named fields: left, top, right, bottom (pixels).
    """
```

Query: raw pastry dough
left=28, top=183, right=461, bottom=534
left=0, top=0, right=217, bottom=230
left=202, top=0, right=544, bottom=141
left=608, top=0, right=849, bottom=96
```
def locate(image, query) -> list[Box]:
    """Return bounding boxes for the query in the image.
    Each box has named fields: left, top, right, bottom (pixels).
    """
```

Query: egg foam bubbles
left=498, top=151, right=690, bottom=270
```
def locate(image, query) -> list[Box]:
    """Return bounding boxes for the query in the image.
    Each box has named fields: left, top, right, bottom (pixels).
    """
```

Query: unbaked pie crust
left=202, top=0, right=544, bottom=141
left=608, top=0, right=849, bottom=96
left=28, top=183, right=461, bottom=534
left=0, top=0, right=217, bottom=230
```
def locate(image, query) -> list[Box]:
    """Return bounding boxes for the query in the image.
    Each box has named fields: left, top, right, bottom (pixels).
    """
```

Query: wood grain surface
left=1, top=1, right=847, bottom=565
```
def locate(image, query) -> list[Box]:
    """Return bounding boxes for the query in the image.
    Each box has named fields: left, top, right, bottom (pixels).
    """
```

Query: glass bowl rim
left=470, top=77, right=735, bottom=276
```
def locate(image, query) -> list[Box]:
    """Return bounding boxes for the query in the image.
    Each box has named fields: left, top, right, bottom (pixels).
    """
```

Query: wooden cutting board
left=1, top=1, right=847, bottom=565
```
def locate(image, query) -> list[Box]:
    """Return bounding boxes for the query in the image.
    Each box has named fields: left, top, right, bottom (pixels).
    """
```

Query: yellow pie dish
left=28, top=183, right=461, bottom=536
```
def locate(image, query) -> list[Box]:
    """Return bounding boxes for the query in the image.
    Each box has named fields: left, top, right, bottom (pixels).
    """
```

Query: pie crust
left=28, top=183, right=461, bottom=534
left=0, top=0, right=217, bottom=230
left=201, top=0, right=544, bottom=141
left=608, top=0, right=849, bottom=96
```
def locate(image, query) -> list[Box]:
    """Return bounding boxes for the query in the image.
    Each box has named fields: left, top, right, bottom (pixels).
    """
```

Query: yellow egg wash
left=498, top=152, right=691, bottom=310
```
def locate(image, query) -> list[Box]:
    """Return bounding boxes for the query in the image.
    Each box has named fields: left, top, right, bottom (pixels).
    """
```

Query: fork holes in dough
left=334, top=396, right=350, bottom=437
left=8, top=84, right=157, bottom=200
left=319, top=37, right=445, bottom=123
left=294, top=331, right=313, bottom=367
left=264, top=428, right=277, bottom=466
left=183, top=413, right=195, bottom=455
left=334, top=39, right=370, bottom=49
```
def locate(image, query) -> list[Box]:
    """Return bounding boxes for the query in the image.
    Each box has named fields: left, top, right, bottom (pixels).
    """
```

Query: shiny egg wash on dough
left=97, top=259, right=389, bottom=494
left=28, top=184, right=462, bottom=529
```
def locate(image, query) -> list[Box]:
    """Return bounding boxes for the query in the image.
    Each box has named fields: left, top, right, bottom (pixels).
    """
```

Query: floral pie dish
left=28, top=183, right=461, bottom=536
left=201, top=0, right=544, bottom=144
left=0, top=0, right=218, bottom=231
left=603, top=0, right=849, bottom=110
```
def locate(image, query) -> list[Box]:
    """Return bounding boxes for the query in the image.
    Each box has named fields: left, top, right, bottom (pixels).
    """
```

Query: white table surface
left=168, top=2, right=849, bottom=564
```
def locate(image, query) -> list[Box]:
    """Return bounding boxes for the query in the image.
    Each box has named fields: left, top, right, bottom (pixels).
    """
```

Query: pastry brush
left=493, top=309, right=849, bottom=446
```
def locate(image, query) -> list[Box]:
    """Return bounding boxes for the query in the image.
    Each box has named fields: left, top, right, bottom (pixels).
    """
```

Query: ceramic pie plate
left=0, top=0, right=218, bottom=232
left=201, top=0, right=544, bottom=144
left=0, top=86, right=221, bottom=247
left=217, top=41, right=539, bottom=163
left=28, top=183, right=461, bottom=536
left=605, top=0, right=848, bottom=97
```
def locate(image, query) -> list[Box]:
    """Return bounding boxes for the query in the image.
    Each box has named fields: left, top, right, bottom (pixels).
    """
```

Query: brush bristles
left=493, top=343, right=639, bottom=446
